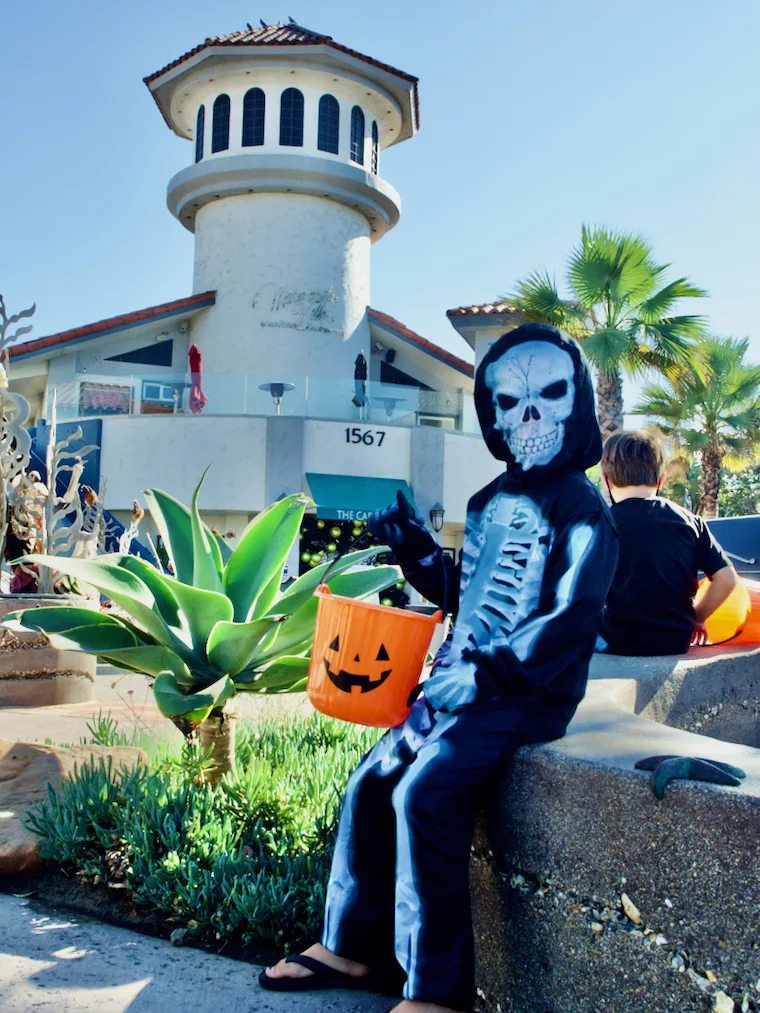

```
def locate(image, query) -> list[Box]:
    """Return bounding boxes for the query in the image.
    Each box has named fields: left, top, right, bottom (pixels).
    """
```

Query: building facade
left=9, top=22, right=509, bottom=572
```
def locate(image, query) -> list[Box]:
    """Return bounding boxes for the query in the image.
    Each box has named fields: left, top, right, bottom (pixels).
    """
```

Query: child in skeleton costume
left=261, top=323, right=618, bottom=1013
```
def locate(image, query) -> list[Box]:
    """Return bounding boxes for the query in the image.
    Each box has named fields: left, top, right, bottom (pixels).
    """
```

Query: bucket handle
left=320, top=529, right=372, bottom=586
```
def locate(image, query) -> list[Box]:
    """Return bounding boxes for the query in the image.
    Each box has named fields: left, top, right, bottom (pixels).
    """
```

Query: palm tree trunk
left=595, top=369, right=624, bottom=443
left=198, top=703, right=237, bottom=786
left=700, top=443, right=722, bottom=519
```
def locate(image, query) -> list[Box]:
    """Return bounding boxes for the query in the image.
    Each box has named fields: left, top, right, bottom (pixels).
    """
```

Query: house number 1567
left=345, top=427, right=386, bottom=446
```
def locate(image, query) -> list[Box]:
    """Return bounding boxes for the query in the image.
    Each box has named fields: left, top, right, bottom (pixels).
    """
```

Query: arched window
left=371, top=121, right=379, bottom=174
left=195, top=105, right=205, bottom=163
left=211, top=94, right=230, bottom=153
left=350, top=106, right=365, bottom=165
left=242, top=88, right=266, bottom=147
left=280, top=88, right=304, bottom=147
left=317, top=94, right=340, bottom=154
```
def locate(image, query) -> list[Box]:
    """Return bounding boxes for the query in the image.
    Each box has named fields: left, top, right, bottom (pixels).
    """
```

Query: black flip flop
left=258, top=953, right=378, bottom=993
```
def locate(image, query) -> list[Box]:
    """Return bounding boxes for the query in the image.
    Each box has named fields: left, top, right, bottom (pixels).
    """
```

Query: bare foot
left=389, top=1002, right=467, bottom=1013
left=264, top=942, right=371, bottom=981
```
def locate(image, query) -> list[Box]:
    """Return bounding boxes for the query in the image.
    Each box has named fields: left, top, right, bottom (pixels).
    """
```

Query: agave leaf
left=234, top=655, right=310, bottom=693
left=42, top=624, right=139, bottom=653
left=254, top=565, right=401, bottom=666
left=224, top=494, right=308, bottom=622
left=190, top=469, right=223, bottom=593
left=16, top=554, right=177, bottom=648
left=115, top=557, right=182, bottom=629
left=152, top=672, right=234, bottom=729
left=212, top=531, right=234, bottom=566
left=143, top=487, right=223, bottom=585
left=2, top=607, right=141, bottom=638
left=267, top=546, right=390, bottom=617
left=97, top=646, right=193, bottom=685
left=206, top=617, right=279, bottom=677
left=155, top=575, right=234, bottom=658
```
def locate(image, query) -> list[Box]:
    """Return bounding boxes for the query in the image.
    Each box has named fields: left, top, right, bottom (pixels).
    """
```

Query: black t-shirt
left=599, top=497, right=731, bottom=656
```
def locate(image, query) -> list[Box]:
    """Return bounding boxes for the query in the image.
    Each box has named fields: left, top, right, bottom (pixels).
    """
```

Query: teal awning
left=306, top=473, right=415, bottom=522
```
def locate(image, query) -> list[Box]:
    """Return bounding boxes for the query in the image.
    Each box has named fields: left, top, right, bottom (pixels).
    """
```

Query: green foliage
left=509, top=225, right=707, bottom=374
left=718, top=466, right=760, bottom=517
left=635, top=336, right=760, bottom=513
left=26, top=714, right=378, bottom=951
left=3, top=476, right=401, bottom=731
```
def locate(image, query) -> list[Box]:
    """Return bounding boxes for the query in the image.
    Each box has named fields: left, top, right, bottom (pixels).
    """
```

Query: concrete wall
left=303, top=418, right=411, bottom=478
left=443, top=430, right=503, bottom=524
left=191, top=193, right=371, bottom=378
left=100, top=415, right=267, bottom=511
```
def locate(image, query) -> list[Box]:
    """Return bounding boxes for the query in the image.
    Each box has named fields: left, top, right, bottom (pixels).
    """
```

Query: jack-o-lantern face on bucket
left=323, top=635, right=392, bottom=694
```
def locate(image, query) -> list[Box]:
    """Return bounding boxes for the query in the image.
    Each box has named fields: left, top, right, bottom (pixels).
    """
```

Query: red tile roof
left=10, top=292, right=216, bottom=361
left=446, top=301, right=521, bottom=318
left=144, top=22, right=420, bottom=130
left=368, top=308, right=473, bottom=378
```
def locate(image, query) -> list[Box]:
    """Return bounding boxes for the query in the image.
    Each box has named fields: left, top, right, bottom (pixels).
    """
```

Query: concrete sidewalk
left=0, top=894, right=392, bottom=1013
left=0, top=666, right=313, bottom=747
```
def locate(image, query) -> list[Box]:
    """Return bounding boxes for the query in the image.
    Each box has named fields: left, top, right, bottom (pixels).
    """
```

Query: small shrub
left=26, top=713, right=379, bottom=951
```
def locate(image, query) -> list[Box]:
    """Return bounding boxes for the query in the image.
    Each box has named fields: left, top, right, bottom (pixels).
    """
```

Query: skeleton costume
left=320, top=323, right=618, bottom=1011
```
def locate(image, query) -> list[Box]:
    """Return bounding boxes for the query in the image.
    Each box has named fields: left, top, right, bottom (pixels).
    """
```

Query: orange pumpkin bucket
left=308, top=583, right=442, bottom=728
left=694, top=576, right=752, bottom=645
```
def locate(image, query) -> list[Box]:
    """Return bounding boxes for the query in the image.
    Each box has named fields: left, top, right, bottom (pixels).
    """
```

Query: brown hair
left=602, top=430, right=666, bottom=488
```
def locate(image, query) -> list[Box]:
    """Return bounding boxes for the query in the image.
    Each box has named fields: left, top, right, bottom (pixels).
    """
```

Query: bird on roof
left=260, top=19, right=268, bottom=27
left=246, top=22, right=253, bottom=29
left=288, top=15, right=296, bottom=23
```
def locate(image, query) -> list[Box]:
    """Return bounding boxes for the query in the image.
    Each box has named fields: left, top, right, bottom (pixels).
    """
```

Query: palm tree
left=508, top=225, right=707, bottom=440
left=633, top=336, right=760, bottom=518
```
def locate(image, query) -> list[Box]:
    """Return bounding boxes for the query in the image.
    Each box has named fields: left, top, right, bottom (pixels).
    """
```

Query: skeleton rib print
left=451, top=493, right=552, bottom=659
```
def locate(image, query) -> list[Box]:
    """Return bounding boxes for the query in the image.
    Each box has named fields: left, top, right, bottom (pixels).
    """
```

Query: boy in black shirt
left=598, top=430, right=737, bottom=656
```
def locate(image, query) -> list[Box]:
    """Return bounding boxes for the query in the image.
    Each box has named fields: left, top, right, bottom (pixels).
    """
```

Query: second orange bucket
left=308, top=584, right=442, bottom=728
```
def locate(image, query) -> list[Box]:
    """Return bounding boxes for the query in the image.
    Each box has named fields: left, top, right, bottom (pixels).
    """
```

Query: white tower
left=145, top=22, right=419, bottom=382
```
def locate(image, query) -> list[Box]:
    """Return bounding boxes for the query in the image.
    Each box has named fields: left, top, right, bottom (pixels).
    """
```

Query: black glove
left=368, top=490, right=438, bottom=564
left=634, top=754, right=746, bottom=800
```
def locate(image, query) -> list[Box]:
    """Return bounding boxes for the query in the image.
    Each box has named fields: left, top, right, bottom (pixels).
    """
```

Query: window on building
left=371, top=121, right=379, bottom=174
left=242, top=87, right=266, bottom=147
left=317, top=94, right=339, bottom=154
left=195, top=106, right=205, bottom=163
left=106, top=339, right=173, bottom=368
left=280, top=88, right=304, bottom=147
left=211, top=94, right=231, bottom=153
left=350, top=106, right=365, bottom=164
left=380, top=361, right=433, bottom=389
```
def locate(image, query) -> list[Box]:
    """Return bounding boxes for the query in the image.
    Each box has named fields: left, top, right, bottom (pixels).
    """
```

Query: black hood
left=475, top=322, right=602, bottom=485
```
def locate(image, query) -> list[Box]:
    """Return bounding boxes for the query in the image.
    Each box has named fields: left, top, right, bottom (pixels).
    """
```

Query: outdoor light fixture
left=259, top=381, right=295, bottom=415
left=429, top=502, right=444, bottom=532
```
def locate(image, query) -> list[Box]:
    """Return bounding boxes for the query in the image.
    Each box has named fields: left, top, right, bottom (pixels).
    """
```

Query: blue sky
left=2, top=0, right=759, bottom=367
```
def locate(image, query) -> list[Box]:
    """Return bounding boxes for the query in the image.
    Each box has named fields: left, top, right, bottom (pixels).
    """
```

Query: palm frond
left=578, top=326, right=631, bottom=372
left=507, top=270, right=588, bottom=336
left=638, top=278, right=708, bottom=323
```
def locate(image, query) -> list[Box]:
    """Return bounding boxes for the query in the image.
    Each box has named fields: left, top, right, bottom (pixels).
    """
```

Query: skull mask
left=484, top=340, right=575, bottom=470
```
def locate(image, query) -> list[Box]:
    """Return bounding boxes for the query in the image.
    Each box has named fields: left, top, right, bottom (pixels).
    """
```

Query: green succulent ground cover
left=27, top=713, right=379, bottom=952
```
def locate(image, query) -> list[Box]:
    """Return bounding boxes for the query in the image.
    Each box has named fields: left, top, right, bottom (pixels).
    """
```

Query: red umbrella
left=188, top=343, right=208, bottom=414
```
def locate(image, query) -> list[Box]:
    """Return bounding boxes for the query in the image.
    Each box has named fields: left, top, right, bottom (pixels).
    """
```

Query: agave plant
left=3, top=476, right=400, bottom=783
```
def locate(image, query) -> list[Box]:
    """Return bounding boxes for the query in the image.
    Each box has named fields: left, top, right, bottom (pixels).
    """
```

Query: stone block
left=0, top=740, right=146, bottom=876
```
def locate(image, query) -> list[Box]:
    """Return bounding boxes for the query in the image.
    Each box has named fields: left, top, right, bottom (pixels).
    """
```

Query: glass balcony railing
left=43, top=371, right=482, bottom=434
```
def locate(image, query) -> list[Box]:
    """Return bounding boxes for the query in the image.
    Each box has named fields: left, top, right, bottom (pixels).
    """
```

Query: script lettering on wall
left=252, top=283, right=343, bottom=336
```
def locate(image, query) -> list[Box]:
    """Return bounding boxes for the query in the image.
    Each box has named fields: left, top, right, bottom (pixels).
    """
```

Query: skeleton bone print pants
left=321, top=695, right=568, bottom=1010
